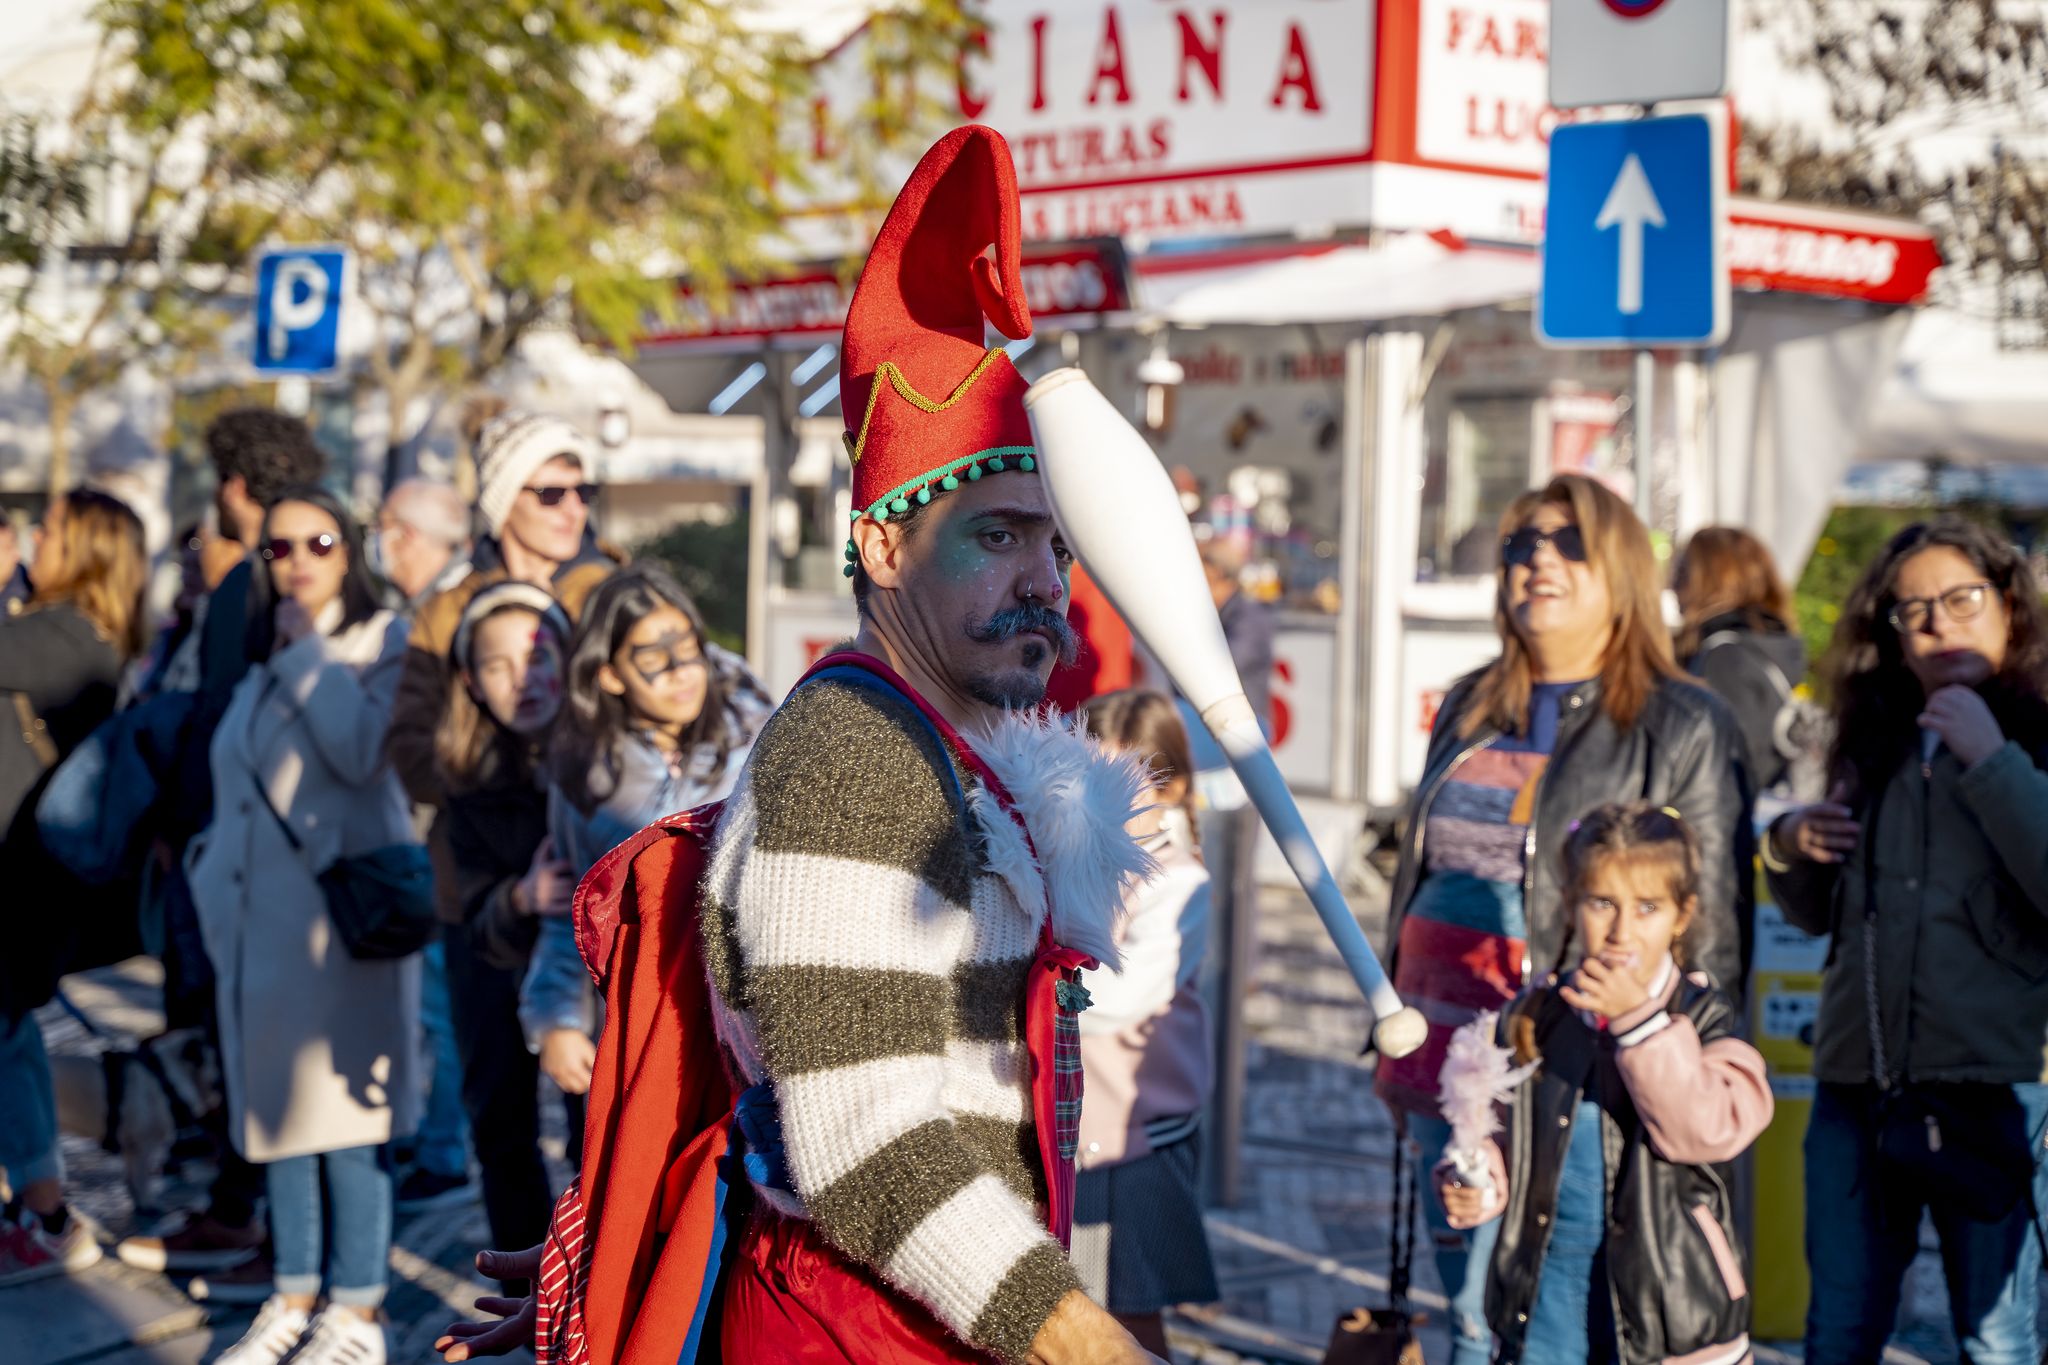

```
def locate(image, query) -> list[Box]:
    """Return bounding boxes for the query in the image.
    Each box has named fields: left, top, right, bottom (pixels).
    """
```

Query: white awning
left=1862, top=306, right=2048, bottom=465
left=1140, top=234, right=1538, bottom=326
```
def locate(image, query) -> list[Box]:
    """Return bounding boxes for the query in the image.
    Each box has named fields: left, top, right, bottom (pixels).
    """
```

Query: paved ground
left=2, top=880, right=2017, bottom=1364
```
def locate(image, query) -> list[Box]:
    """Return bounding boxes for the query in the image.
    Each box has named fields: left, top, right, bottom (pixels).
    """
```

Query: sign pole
left=1633, top=347, right=1655, bottom=527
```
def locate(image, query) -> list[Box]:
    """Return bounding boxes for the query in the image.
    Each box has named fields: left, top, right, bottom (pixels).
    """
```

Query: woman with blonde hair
left=1374, top=474, right=1752, bottom=1365
left=1672, top=525, right=1807, bottom=792
left=0, top=487, right=148, bottom=1285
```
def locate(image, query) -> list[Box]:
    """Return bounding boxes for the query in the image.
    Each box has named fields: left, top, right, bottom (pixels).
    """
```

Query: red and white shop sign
left=1413, top=0, right=1559, bottom=178
left=1726, top=201, right=1940, bottom=307
left=642, top=240, right=1136, bottom=347
left=800, top=2, right=1375, bottom=243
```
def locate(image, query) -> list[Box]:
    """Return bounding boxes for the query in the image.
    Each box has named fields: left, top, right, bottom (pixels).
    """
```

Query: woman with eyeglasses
left=519, top=566, right=772, bottom=1098
left=1765, top=518, right=2048, bottom=1365
left=1374, top=474, right=1753, bottom=1365
left=188, top=486, right=419, bottom=1365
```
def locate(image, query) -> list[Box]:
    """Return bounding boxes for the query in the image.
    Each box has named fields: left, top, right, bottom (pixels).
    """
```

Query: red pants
left=719, top=1211, right=993, bottom=1363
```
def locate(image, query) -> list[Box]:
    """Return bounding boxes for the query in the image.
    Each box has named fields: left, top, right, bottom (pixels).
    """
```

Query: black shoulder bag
left=1863, top=780, right=2039, bottom=1224
left=1321, top=1121, right=1424, bottom=1364
left=252, top=777, right=435, bottom=961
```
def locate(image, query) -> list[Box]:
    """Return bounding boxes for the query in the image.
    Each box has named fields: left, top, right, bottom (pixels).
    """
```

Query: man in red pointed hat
left=691, top=123, right=1167, bottom=1365
left=436, top=124, right=1165, bottom=1365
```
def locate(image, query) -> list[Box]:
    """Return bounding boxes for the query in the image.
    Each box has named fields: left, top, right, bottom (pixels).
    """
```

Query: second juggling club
left=1022, top=367, right=1427, bottom=1060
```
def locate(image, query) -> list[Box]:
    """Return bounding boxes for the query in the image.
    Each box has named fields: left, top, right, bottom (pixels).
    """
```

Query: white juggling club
left=1023, top=367, right=1427, bottom=1060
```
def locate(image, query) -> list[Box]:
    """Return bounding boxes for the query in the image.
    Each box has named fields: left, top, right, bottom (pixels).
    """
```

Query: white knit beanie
left=474, top=410, right=597, bottom=536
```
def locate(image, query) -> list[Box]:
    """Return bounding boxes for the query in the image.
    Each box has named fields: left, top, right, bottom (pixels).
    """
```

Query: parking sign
left=253, top=248, right=348, bottom=375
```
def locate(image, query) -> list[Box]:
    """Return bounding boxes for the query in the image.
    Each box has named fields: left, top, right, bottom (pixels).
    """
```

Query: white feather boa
left=964, top=708, right=1159, bottom=972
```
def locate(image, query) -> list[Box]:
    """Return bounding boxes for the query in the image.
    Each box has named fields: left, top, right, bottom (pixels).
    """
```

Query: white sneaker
left=212, top=1295, right=311, bottom=1365
left=291, top=1309, right=387, bottom=1365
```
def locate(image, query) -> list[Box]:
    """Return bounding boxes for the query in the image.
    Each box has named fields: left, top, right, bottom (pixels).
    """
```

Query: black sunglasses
left=262, top=534, right=338, bottom=561
left=1502, top=524, right=1587, bottom=569
left=523, top=484, right=599, bottom=508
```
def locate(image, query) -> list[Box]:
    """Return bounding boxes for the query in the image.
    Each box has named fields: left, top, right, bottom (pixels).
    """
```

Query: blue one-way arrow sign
left=1537, top=112, right=1728, bottom=348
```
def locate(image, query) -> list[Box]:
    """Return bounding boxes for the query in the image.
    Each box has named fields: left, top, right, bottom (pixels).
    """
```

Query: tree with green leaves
left=99, top=0, right=973, bottom=491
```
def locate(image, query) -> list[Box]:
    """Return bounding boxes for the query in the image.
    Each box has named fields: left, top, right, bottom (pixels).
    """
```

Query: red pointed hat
left=841, top=125, right=1035, bottom=570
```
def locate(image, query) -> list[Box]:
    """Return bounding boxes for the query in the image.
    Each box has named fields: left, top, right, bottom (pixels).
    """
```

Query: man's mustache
left=967, top=604, right=1080, bottom=666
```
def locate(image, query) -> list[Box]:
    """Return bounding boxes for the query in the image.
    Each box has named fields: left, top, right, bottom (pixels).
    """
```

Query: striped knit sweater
left=699, top=670, right=1153, bottom=1364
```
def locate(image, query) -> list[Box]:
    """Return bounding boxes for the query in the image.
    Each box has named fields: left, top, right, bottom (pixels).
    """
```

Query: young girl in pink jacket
left=1435, top=803, right=1772, bottom=1365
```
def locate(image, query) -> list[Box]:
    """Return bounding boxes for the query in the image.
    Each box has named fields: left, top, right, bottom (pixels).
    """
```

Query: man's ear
left=597, top=661, right=627, bottom=697
left=853, top=516, right=910, bottom=591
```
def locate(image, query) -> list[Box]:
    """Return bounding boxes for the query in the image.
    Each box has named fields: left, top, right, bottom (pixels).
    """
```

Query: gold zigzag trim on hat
left=846, top=348, right=1012, bottom=466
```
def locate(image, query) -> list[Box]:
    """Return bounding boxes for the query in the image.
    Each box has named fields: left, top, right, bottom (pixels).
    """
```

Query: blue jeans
left=1410, top=1112, right=1501, bottom=1365
left=0, top=1012, right=62, bottom=1191
left=268, top=1145, right=394, bottom=1308
left=413, top=940, right=469, bottom=1178
left=1806, top=1081, right=2048, bottom=1365
left=1521, top=1099, right=1619, bottom=1365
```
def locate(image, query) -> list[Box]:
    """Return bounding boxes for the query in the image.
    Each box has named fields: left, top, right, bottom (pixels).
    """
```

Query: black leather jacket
left=1488, top=980, right=1751, bottom=1364
left=1383, top=673, right=1755, bottom=1005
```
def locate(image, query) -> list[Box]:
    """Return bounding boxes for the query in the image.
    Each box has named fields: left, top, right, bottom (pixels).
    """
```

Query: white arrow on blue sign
left=1536, top=111, right=1729, bottom=349
left=253, top=247, right=349, bottom=375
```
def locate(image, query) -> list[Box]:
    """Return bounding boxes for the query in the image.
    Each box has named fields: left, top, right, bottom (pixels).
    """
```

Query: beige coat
left=188, top=605, right=422, bottom=1162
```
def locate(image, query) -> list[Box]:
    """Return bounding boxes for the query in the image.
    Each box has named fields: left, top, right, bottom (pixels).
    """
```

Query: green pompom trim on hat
left=1019, top=455, right=1036, bottom=472
left=843, top=541, right=857, bottom=561
left=849, top=445, right=1036, bottom=522
left=842, top=562, right=855, bottom=578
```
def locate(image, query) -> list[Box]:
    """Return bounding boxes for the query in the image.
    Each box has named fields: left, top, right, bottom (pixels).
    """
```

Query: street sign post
left=1536, top=111, right=1728, bottom=349
left=253, top=247, right=348, bottom=376
left=1549, top=0, right=1731, bottom=108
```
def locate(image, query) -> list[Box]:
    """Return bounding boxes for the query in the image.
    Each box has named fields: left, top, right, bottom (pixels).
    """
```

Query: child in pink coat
left=1436, top=803, right=1772, bottom=1365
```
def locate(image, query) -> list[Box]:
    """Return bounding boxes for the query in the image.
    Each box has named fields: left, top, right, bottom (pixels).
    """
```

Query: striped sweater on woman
left=698, top=668, right=1153, bottom=1364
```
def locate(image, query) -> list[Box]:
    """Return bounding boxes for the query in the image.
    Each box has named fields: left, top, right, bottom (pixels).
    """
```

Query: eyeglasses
left=522, top=484, right=599, bottom=509
left=1888, top=581, right=1994, bottom=634
left=262, top=534, right=338, bottom=561
left=1502, top=524, right=1587, bottom=569
left=623, top=631, right=706, bottom=684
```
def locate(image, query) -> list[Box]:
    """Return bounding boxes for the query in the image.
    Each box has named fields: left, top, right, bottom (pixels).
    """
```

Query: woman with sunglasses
left=189, top=486, right=419, bottom=1365
left=1374, top=474, right=1752, bottom=1365
left=1765, top=519, right=2048, bottom=1365
left=519, top=566, right=772, bottom=1098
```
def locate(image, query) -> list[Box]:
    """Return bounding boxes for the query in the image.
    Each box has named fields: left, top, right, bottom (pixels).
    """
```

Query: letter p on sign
left=253, top=248, right=348, bottom=375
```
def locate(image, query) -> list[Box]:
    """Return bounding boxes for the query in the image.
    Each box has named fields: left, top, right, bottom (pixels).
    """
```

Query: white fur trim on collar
left=964, top=708, right=1158, bottom=972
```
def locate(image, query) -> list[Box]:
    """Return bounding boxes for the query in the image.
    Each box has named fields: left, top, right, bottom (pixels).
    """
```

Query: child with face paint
left=1434, top=803, right=1772, bottom=1365
left=520, top=566, right=773, bottom=1097
left=434, top=583, right=577, bottom=1279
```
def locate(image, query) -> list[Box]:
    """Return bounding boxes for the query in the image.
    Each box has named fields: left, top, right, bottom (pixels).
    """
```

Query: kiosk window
left=1420, top=396, right=1536, bottom=581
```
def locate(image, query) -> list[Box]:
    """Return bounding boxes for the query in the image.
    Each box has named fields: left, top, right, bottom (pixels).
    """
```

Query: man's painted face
left=884, top=474, right=1079, bottom=710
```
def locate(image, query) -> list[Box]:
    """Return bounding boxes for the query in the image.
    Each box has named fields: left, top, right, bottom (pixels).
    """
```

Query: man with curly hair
left=112, top=407, right=326, bottom=1295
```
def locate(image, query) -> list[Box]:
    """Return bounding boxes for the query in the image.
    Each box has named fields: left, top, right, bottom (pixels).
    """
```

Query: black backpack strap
left=99, top=1050, right=126, bottom=1152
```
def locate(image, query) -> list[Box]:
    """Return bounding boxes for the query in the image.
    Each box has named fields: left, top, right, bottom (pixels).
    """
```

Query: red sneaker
left=0, top=1207, right=98, bottom=1287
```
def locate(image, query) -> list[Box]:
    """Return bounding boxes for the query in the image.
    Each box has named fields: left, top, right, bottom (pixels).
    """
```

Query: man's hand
left=1919, top=685, right=2006, bottom=768
left=1559, top=955, right=1649, bottom=1021
left=1438, top=1175, right=1493, bottom=1226
left=1027, top=1289, right=1168, bottom=1365
left=540, top=1028, right=596, bottom=1095
left=434, top=1246, right=540, bottom=1362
